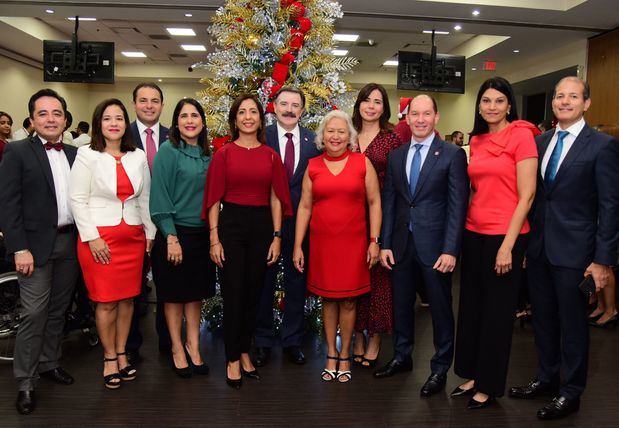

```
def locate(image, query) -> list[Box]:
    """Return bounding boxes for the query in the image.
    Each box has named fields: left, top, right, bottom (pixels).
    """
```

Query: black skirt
left=151, top=225, right=216, bottom=303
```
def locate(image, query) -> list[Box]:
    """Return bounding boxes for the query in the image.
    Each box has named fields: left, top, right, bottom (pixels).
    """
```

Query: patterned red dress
left=355, top=131, right=404, bottom=334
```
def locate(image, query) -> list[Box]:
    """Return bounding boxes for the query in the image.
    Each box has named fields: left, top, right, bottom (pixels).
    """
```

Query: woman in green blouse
left=150, top=98, right=216, bottom=378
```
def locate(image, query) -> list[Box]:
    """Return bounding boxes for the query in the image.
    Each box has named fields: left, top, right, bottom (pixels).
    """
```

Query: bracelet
left=210, top=242, right=221, bottom=247
left=14, top=249, right=30, bottom=255
left=210, top=226, right=218, bottom=231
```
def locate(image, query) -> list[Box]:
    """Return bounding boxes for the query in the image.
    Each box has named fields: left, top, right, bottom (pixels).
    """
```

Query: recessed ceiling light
left=423, top=30, right=449, bottom=35
left=167, top=28, right=196, bottom=36
left=472, top=10, right=480, bottom=16
left=513, top=49, right=520, bottom=53
left=331, top=49, right=348, bottom=56
left=67, top=17, right=97, bottom=21
left=45, top=9, right=54, bottom=14
left=333, top=34, right=359, bottom=42
left=122, top=51, right=147, bottom=58
left=185, top=13, right=193, bottom=17
left=454, top=25, right=462, bottom=31
left=181, top=44, right=206, bottom=51
left=383, top=60, right=399, bottom=67
left=158, top=79, right=163, bottom=82
left=471, top=67, right=477, bottom=71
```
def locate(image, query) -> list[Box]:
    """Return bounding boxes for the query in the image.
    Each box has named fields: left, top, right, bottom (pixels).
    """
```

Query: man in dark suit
left=509, top=77, right=619, bottom=420
left=253, top=87, right=320, bottom=366
left=0, top=89, right=80, bottom=414
left=126, top=82, right=171, bottom=363
left=374, top=95, right=469, bottom=398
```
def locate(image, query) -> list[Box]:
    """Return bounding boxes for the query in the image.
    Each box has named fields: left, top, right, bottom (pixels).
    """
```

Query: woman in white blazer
left=69, top=99, right=155, bottom=389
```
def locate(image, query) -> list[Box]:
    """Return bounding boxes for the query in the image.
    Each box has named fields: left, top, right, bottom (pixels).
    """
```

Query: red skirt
left=78, top=220, right=146, bottom=302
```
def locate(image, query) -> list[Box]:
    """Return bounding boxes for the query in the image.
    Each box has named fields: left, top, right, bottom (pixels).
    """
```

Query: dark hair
left=451, top=130, right=463, bottom=139
left=407, top=94, right=438, bottom=114
left=22, top=117, right=31, bottom=128
left=553, top=76, right=590, bottom=101
left=0, top=111, right=13, bottom=126
left=77, top=121, right=90, bottom=134
left=352, top=83, right=393, bottom=132
left=228, top=94, right=266, bottom=143
left=169, top=98, right=211, bottom=156
left=28, top=89, right=67, bottom=118
left=132, top=82, right=164, bottom=103
left=471, top=76, right=518, bottom=136
left=274, top=86, right=306, bottom=108
left=90, top=99, right=136, bottom=153
left=65, top=111, right=73, bottom=130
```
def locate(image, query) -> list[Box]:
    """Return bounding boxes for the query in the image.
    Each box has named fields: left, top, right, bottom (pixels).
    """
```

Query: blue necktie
left=544, top=130, right=569, bottom=184
left=408, top=144, right=423, bottom=197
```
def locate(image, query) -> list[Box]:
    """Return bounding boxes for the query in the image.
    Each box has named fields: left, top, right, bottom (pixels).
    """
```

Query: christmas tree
left=196, top=0, right=358, bottom=148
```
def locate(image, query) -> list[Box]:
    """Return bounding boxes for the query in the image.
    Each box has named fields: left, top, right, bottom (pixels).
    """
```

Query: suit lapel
left=29, top=137, right=57, bottom=198
left=537, top=131, right=553, bottom=192
left=291, top=129, right=313, bottom=184
left=158, top=124, right=168, bottom=144
left=551, top=125, right=590, bottom=188
left=266, top=125, right=280, bottom=154
left=397, top=142, right=413, bottom=203
left=131, top=122, right=143, bottom=150
left=412, top=136, right=441, bottom=200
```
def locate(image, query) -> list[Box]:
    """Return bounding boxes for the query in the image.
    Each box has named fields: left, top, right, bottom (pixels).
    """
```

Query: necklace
left=324, top=150, right=350, bottom=161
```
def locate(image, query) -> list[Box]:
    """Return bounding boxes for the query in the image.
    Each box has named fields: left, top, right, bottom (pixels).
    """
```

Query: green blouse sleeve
left=149, top=142, right=178, bottom=237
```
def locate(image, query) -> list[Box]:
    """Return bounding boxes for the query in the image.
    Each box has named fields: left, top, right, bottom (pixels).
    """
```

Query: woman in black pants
left=203, top=94, right=292, bottom=389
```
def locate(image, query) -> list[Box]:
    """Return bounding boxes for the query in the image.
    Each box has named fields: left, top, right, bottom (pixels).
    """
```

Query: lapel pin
left=304, top=137, right=308, bottom=141
left=434, top=151, right=439, bottom=156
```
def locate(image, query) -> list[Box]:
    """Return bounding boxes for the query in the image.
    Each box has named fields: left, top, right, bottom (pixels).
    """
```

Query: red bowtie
left=44, top=141, right=64, bottom=151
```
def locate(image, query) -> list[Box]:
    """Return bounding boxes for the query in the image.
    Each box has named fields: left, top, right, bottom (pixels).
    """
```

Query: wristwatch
left=370, top=236, right=381, bottom=245
left=273, top=231, right=282, bottom=238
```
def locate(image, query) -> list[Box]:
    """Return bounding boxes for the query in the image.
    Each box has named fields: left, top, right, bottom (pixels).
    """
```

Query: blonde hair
left=314, top=110, right=358, bottom=151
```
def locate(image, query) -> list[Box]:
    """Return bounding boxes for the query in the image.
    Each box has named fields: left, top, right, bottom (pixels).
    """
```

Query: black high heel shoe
left=241, top=367, right=261, bottom=380
left=361, top=345, right=381, bottom=368
left=226, top=363, right=242, bottom=389
left=116, top=351, right=137, bottom=381
left=171, top=352, right=192, bottom=379
left=103, top=356, right=121, bottom=390
left=591, top=314, right=619, bottom=329
left=184, top=345, right=209, bottom=376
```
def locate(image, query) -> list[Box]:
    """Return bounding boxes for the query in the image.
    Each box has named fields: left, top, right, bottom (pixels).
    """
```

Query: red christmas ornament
left=272, top=62, right=289, bottom=84
left=212, top=135, right=232, bottom=151
left=278, top=297, right=286, bottom=311
left=266, top=102, right=275, bottom=113
left=331, top=105, right=338, bottom=110
left=289, top=1, right=306, bottom=18
left=280, top=52, right=295, bottom=66
left=280, top=0, right=295, bottom=8
left=296, top=17, right=312, bottom=34
left=235, top=17, right=244, bottom=22
left=270, top=84, right=283, bottom=97
left=289, top=29, right=305, bottom=50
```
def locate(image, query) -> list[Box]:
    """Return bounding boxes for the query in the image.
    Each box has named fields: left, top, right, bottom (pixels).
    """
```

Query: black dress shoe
left=420, top=373, right=447, bottom=397
left=373, top=358, right=413, bottom=379
left=450, top=385, right=476, bottom=398
left=283, top=346, right=306, bottom=365
left=253, top=347, right=271, bottom=367
left=241, top=368, right=261, bottom=380
left=16, top=390, right=36, bottom=415
left=40, top=367, right=74, bottom=385
left=509, top=379, right=558, bottom=399
left=537, top=396, right=580, bottom=420
left=467, top=396, right=495, bottom=410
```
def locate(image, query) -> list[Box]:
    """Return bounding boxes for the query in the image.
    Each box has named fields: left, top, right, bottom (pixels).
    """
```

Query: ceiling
left=0, top=0, right=617, bottom=83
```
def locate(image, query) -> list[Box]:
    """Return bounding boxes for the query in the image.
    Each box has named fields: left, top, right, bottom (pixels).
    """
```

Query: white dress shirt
left=11, top=127, right=30, bottom=141
left=405, top=134, right=434, bottom=182
left=541, top=117, right=586, bottom=178
left=39, top=136, right=74, bottom=226
left=277, top=123, right=301, bottom=172
left=136, top=120, right=161, bottom=157
left=72, top=133, right=91, bottom=147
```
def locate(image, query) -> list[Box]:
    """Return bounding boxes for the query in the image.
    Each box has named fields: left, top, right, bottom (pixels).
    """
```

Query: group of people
left=0, top=76, right=617, bottom=422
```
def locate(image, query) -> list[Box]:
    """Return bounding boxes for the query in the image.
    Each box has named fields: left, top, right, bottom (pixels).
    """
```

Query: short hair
left=274, top=86, right=306, bottom=109
left=22, top=117, right=31, bottom=128
left=352, top=83, right=393, bottom=132
left=471, top=76, right=518, bottom=136
left=28, top=89, right=67, bottom=118
left=553, top=76, right=590, bottom=101
left=77, top=121, right=90, bottom=134
left=228, top=94, right=266, bottom=144
left=0, top=111, right=13, bottom=126
left=314, top=110, right=358, bottom=151
left=407, top=94, right=438, bottom=114
left=451, top=130, right=463, bottom=139
left=65, top=110, right=73, bottom=130
left=169, top=98, right=211, bottom=156
left=90, top=99, right=136, bottom=153
left=132, top=82, right=164, bottom=103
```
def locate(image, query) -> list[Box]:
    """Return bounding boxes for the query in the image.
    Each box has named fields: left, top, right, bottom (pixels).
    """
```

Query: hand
left=167, top=241, right=182, bottom=266
left=209, top=241, right=225, bottom=268
left=585, top=262, right=612, bottom=292
left=367, top=242, right=379, bottom=268
left=433, top=254, right=456, bottom=273
left=494, top=245, right=512, bottom=276
left=89, top=238, right=111, bottom=264
left=267, top=238, right=281, bottom=266
left=380, top=249, right=395, bottom=270
left=146, top=239, right=154, bottom=253
left=293, top=246, right=305, bottom=273
left=14, top=251, right=34, bottom=276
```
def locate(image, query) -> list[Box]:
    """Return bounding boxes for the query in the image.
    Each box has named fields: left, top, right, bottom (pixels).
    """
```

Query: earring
left=508, top=109, right=511, bottom=115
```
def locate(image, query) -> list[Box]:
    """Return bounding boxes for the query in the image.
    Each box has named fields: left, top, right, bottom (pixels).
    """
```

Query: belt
left=57, top=224, right=76, bottom=234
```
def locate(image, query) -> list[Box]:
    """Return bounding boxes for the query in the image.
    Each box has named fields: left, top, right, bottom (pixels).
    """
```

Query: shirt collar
left=277, top=123, right=300, bottom=141
left=38, top=135, right=62, bottom=145
left=556, top=117, right=585, bottom=138
left=136, top=119, right=160, bottom=135
left=410, top=133, right=435, bottom=149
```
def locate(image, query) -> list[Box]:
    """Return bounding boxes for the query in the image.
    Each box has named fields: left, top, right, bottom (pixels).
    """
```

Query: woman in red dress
left=70, top=99, right=156, bottom=389
left=294, top=110, right=381, bottom=383
left=351, top=83, right=403, bottom=367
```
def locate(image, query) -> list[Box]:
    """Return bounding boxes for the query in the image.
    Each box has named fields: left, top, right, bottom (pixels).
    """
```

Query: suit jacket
left=265, top=124, right=319, bottom=213
left=528, top=124, right=619, bottom=269
left=382, top=135, right=469, bottom=266
left=69, top=146, right=156, bottom=242
left=130, top=121, right=169, bottom=151
left=0, top=136, right=78, bottom=265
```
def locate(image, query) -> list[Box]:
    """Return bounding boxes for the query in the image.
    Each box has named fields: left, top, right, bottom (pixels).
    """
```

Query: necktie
left=284, top=132, right=295, bottom=180
left=145, top=128, right=157, bottom=171
left=544, top=130, right=569, bottom=184
left=408, top=144, right=423, bottom=197
left=44, top=141, right=63, bottom=151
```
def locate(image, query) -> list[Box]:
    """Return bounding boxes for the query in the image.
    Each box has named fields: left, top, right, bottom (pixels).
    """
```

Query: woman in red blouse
left=203, top=94, right=292, bottom=389
left=452, top=77, right=540, bottom=409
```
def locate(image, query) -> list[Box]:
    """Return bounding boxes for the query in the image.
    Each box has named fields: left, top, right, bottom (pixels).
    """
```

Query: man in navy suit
left=253, top=87, right=320, bottom=366
left=374, top=95, right=469, bottom=398
left=126, top=82, right=170, bottom=364
left=0, top=89, right=80, bottom=414
left=509, top=77, right=619, bottom=420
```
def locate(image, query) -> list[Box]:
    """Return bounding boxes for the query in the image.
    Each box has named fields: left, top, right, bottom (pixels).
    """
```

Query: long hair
left=352, top=83, right=393, bottom=132
left=470, top=76, right=519, bottom=136
left=90, top=99, right=135, bottom=153
left=0, top=111, right=13, bottom=139
left=169, top=98, right=211, bottom=156
left=228, top=94, right=266, bottom=144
